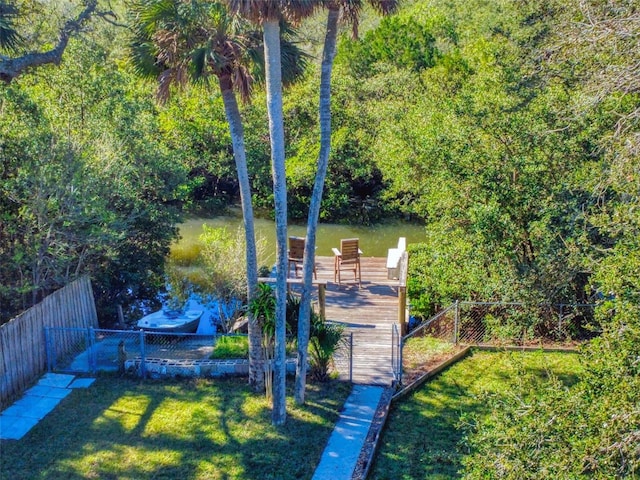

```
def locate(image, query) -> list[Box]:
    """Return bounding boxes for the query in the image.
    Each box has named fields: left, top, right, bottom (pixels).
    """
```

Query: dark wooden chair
left=288, top=236, right=317, bottom=279
left=332, top=238, right=361, bottom=286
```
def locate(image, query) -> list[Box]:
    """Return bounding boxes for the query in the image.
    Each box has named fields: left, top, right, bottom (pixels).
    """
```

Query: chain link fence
left=46, top=327, right=336, bottom=380
left=331, top=331, right=353, bottom=382
left=406, top=301, right=596, bottom=346
left=399, top=302, right=596, bottom=385
left=46, top=327, right=217, bottom=376
left=457, top=302, right=596, bottom=345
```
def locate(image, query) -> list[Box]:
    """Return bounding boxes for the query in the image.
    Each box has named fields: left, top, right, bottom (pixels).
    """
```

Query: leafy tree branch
left=0, top=0, right=110, bottom=83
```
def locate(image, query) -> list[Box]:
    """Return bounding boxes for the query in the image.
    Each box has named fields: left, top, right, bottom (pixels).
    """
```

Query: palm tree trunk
left=295, top=7, right=339, bottom=405
left=263, top=18, right=288, bottom=426
left=219, top=78, right=264, bottom=392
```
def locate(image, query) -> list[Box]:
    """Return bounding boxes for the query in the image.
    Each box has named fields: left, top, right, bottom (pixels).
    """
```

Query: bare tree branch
left=96, top=10, right=128, bottom=30
left=0, top=0, right=98, bottom=83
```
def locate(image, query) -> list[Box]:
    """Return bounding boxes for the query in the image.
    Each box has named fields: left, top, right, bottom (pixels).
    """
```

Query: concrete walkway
left=312, top=385, right=384, bottom=480
left=0, top=373, right=95, bottom=440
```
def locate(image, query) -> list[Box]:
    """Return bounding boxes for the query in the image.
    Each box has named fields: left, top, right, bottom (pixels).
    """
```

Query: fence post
left=139, top=329, right=146, bottom=379
left=391, top=326, right=396, bottom=383
left=399, top=332, right=403, bottom=386
left=349, top=332, right=353, bottom=383
left=45, top=327, right=52, bottom=372
left=454, top=300, right=460, bottom=344
left=88, top=327, right=96, bottom=374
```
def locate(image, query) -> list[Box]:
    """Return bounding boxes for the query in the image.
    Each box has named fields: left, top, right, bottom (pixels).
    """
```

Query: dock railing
left=397, top=251, right=409, bottom=335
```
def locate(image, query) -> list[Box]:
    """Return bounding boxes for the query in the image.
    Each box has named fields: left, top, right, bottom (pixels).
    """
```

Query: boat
left=137, top=309, right=204, bottom=333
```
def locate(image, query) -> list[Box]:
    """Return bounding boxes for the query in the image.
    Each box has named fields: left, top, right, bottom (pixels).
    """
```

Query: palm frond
left=129, top=39, right=162, bottom=77
left=340, top=0, right=363, bottom=39
left=0, top=1, right=22, bottom=51
left=224, top=0, right=318, bottom=24
left=368, top=0, right=398, bottom=16
left=191, top=45, right=207, bottom=79
left=247, top=22, right=309, bottom=87
left=129, top=0, right=312, bottom=102
left=280, top=37, right=310, bottom=86
left=339, top=0, right=398, bottom=39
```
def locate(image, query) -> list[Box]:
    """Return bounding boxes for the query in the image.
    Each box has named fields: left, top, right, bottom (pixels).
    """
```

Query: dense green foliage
left=463, top=323, right=640, bottom=478
left=1, top=0, right=638, bottom=473
left=0, top=32, right=185, bottom=323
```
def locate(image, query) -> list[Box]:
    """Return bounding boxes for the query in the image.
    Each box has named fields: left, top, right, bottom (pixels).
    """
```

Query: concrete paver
left=312, top=385, right=383, bottom=480
left=38, top=373, right=75, bottom=389
left=0, top=415, right=39, bottom=440
left=69, top=378, right=96, bottom=389
left=25, top=385, right=73, bottom=398
left=0, top=373, right=93, bottom=441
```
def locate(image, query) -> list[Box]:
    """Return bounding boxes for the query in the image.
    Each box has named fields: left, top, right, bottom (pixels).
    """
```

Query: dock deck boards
left=292, top=256, right=401, bottom=386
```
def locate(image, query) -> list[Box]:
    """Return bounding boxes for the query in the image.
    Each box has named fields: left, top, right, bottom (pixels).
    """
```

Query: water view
left=175, top=213, right=426, bottom=266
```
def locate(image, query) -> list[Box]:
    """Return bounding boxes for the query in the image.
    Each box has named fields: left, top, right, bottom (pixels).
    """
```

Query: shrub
left=462, top=303, right=640, bottom=478
left=308, top=318, right=344, bottom=382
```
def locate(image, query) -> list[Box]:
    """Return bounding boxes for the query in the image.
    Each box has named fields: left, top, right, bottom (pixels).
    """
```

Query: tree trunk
left=263, top=19, right=288, bottom=426
left=295, top=7, right=339, bottom=405
left=219, top=78, right=264, bottom=392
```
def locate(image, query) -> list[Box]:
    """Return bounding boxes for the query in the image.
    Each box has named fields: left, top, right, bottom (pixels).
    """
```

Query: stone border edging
left=125, top=357, right=297, bottom=379
left=473, top=344, right=579, bottom=354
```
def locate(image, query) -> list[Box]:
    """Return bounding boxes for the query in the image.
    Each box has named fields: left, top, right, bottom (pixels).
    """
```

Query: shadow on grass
left=0, top=375, right=351, bottom=480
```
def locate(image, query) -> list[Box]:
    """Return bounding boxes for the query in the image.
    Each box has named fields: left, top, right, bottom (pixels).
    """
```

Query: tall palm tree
left=129, top=0, right=266, bottom=392
left=224, top=0, right=316, bottom=426
left=295, top=0, right=398, bottom=405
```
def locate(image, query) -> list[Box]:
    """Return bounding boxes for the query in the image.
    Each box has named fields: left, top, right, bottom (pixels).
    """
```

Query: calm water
left=175, top=214, right=426, bottom=266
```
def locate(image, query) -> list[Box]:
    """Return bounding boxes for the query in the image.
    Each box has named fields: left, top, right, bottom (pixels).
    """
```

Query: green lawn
left=210, top=335, right=249, bottom=359
left=1, top=376, right=351, bottom=480
left=370, top=350, right=583, bottom=480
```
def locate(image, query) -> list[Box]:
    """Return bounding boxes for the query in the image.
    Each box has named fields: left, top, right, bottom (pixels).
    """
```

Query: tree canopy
left=0, top=0, right=638, bottom=469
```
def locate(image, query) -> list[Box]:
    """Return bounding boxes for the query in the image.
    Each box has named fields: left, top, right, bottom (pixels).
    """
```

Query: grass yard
left=1, top=376, right=351, bottom=480
left=370, top=349, right=583, bottom=480
left=209, top=336, right=296, bottom=359
left=210, top=335, right=249, bottom=359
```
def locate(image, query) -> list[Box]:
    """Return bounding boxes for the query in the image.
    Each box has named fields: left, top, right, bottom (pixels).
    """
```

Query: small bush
left=309, top=319, right=344, bottom=382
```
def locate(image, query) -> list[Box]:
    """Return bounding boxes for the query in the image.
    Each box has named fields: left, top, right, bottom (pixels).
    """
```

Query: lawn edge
left=392, top=346, right=473, bottom=403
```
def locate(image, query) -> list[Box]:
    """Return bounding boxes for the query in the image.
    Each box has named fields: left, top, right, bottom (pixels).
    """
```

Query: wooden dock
left=295, top=256, right=402, bottom=386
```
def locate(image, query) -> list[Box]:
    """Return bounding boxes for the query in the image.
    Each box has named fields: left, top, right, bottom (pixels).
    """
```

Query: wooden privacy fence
left=0, top=276, right=98, bottom=409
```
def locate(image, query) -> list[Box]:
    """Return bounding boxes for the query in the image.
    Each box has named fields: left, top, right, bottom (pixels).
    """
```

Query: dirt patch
left=401, top=348, right=466, bottom=385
